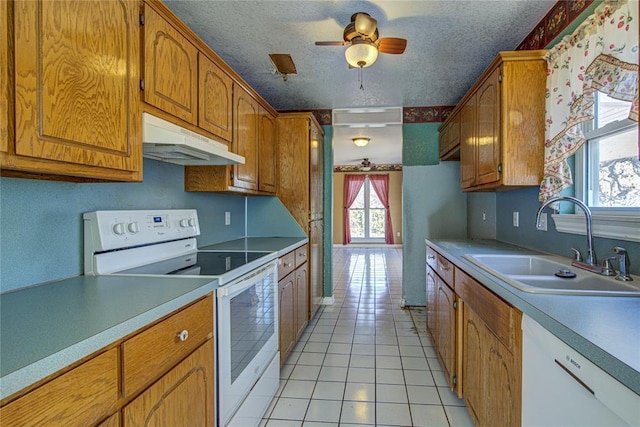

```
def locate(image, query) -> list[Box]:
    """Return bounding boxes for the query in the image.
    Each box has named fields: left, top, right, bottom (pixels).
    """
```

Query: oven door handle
left=217, top=261, right=277, bottom=298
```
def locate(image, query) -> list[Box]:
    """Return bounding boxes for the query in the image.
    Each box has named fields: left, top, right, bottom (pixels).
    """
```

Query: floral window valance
left=539, top=0, right=639, bottom=203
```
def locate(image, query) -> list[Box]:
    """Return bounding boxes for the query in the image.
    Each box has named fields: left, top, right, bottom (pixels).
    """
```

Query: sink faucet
left=536, top=196, right=599, bottom=272
left=612, top=246, right=633, bottom=281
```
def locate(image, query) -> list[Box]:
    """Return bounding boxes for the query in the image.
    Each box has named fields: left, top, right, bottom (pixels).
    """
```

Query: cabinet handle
left=177, top=330, right=189, bottom=342
left=427, top=255, right=436, bottom=260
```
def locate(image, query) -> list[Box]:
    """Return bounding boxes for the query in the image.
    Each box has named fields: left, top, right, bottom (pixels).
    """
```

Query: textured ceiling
left=163, top=0, right=556, bottom=165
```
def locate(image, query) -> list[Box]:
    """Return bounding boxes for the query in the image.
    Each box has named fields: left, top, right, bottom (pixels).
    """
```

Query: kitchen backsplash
left=0, top=159, right=248, bottom=293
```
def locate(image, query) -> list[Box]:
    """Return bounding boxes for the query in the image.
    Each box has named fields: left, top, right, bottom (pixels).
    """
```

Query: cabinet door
left=485, top=331, right=519, bottom=427
left=144, top=5, right=198, bottom=124
left=462, top=304, right=483, bottom=426
left=123, top=339, right=215, bottom=427
left=459, top=96, right=476, bottom=189
left=12, top=0, right=141, bottom=178
left=436, top=278, right=456, bottom=389
left=0, top=0, right=9, bottom=155
left=295, top=263, right=309, bottom=339
left=426, top=266, right=437, bottom=337
left=232, top=85, right=259, bottom=190
left=259, top=107, right=277, bottom=193
left=475, top=67, right=501, bottom=185
left=279, top=275, right=295, bottom=365
left=198, top=53, right=233, bottom=142
left=309, top=121, right=324, bottom=221
left=309, top=220, right=323, bottom=318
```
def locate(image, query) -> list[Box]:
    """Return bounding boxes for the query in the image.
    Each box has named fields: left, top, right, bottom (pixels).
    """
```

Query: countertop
left=200, top=237, right=308, bottom=257
left=0, top=275, right=216, bottom=400
left=426, top=238, right=640, bottom=395
left=0, top=236, right=307, bottom=401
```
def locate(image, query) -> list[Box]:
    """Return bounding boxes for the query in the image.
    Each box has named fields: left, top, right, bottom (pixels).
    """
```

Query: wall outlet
left=482, top=210, right=487, bottom=222
left=396, top=232, right=400, bottom=237
left=513, top=211, right=519, bottom=227
left=537, top=212, right=548, bottom=231
left=225, top=211, right=231, bottom=226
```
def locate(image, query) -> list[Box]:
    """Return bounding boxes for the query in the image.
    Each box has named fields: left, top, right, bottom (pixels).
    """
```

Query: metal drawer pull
left=177, top=330, right=189, bottom=342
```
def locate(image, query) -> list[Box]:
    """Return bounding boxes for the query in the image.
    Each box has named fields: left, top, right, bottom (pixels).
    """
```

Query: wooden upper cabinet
left=232, top=84, right=259, bottom=190
left=8, top=0, right=142, bottom=181
left=199, top=53, right=233, bottom=142
left=445, top=50, right=546, bottom=191
left=143, top=4, right=198, bottom=125
left=475, top=68, right=501, bottom=186
left=259, top=107, right=277, bottom=193
left=0, top=0, right=9, bottom=155
left=438, top=113, right=460, bottom=161
left=459, top=97, right=476, bottom=190
left=309, top=121, right=324, bottom=221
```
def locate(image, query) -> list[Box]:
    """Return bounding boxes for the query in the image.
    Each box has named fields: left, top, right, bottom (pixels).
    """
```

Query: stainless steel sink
left=463, top=254, right=640, bottom=296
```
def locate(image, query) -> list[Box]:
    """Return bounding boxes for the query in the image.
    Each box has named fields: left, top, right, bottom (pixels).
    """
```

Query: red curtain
left=343, top=175, right=366, bottom=244
left=369, top=174, right=394, bottom=244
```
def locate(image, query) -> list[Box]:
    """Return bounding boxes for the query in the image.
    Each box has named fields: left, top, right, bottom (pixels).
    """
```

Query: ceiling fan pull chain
left=359, top=66, right=364, bottom=90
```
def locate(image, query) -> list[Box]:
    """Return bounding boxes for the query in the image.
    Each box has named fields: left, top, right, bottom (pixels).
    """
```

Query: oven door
left=216, top=261, right=278, bottom=426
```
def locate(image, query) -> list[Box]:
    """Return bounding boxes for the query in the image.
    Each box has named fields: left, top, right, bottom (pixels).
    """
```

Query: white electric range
left=83, top=209, right=280, bottom=427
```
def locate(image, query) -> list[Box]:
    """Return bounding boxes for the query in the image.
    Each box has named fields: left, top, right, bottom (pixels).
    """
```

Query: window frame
left=553, top=95, right=640, bottom=242
left=349, top=177, right=386, bottom=243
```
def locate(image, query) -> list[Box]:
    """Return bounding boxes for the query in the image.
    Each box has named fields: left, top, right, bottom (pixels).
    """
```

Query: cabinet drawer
left=278, top=251, right=296, bottom=279
left=295, top=245, right=308, bottom=268
left=122, top=295, right=213, bottom=398
left=456, top=268, right=516, bottom=351
left=427, top=246, right=438, bottom=270
left=0, top=348, right=118, bottom=426
left=436, top=253, right=454, bottom=287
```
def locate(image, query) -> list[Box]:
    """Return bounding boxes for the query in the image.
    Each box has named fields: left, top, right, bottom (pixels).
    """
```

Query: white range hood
left=142, top=113, right=244, bottom=166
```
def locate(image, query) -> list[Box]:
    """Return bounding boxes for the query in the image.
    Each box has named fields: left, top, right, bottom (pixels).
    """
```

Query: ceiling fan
left=315, top=12, right=407, bottom=69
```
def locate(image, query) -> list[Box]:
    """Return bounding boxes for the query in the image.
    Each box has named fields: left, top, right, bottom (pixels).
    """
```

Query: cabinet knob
left=177, top=329, right=189, bottom=342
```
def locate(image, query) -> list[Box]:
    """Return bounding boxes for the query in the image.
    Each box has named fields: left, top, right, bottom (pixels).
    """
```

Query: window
left=349, top=177, right=385, bottom=242
left=555, top=92, right=640, bottom=242
left=576, top=92, right=640, bottom=210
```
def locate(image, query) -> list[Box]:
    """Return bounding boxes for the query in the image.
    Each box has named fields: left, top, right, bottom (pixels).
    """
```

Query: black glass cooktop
left=117, top=251, right=271, bottom=276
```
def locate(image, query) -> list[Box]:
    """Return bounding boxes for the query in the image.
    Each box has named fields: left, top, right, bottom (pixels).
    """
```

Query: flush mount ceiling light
left=352, top=137, right=370, bottom=147
left=344, top=39, right=378, bottom=68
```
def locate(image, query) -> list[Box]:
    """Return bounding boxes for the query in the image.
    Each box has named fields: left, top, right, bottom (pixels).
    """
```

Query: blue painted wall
left=401, top=123, right=467, bottom=306
left=322, top=125, right=334, bottom=298
left=0, top=159, right=303, bottom=293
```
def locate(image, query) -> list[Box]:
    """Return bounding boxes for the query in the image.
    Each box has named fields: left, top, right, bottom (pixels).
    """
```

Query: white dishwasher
left=522, top=315, right=640, bottom=426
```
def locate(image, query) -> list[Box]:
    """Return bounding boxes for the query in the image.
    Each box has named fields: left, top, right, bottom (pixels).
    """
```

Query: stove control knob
left=127, top=222, right=140, bottom=234
left=188, top=218, right=196, bottom=227
left=112, top=223, right=126, bottom=235
left=179, top=219, right=190, bottom=228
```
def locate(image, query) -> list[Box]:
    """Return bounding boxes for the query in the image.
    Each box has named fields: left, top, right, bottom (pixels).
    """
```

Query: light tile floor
left=261, top=246, right=474, bottom=427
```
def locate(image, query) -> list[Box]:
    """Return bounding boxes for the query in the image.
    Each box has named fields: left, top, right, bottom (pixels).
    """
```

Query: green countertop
left=0, top=275, right=216, bottom=400
left=426, top=238, right=640, bottom=396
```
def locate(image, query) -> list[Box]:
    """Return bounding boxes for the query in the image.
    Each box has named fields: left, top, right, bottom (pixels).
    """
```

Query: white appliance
left=83, top=209, right=279, bottom=427
left=522, top=315, right=640, bottom=426
left=142, top=113, right=245, bottom=166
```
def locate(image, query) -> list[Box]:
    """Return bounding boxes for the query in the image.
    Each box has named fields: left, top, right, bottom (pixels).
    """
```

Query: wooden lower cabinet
left=278, top=273, right=296, bottom=363
left=462, top=304, right=521, bottom=426
left=295, top=263, right=309, bottom=339
left=0, top=295, right=215, bottom=426
left=123, top=339, right=215, bottom=427
left=435, top=275, right=457, bottom=390
left=0, top=349, right=119, bottom=426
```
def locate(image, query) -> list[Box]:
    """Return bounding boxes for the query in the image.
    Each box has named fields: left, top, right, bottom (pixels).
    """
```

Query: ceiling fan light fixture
left=352, top=137, right=370, bottom=147
left=345, top=40, right=378, bottom=68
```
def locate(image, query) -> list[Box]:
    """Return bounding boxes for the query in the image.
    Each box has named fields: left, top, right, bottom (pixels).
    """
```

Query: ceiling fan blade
left=354, top=13, right=377, bottom=37
left=378, top=38, right=407, bottom=54
left=315, top=41, right=348, bottom=46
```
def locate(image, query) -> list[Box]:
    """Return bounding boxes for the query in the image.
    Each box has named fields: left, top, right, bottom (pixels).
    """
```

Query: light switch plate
left=513, top=211, right=519, bottom=227
left=225, top=211, right=231, bottom=226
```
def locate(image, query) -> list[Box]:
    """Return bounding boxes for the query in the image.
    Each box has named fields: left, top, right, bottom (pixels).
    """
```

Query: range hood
left=142, top=113, right=244, bottom=165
